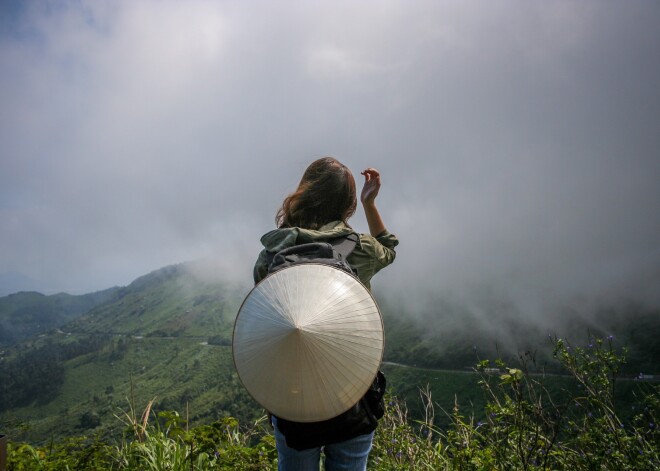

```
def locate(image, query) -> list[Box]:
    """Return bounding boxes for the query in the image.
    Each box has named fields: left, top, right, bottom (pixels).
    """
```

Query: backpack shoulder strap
left=329, top=233, right=358, bottom=259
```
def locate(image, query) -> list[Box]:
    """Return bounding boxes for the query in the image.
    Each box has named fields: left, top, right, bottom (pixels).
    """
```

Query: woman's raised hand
left=360, top=168, right=381, bottom=206
left=360, top=168, right=386, bottom=236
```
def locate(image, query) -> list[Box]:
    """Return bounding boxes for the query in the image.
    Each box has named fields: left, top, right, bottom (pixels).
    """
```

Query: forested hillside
left=1, top=260, right=658, bottom=446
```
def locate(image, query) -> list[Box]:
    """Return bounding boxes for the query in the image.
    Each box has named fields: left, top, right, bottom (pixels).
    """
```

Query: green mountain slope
left=2, top=260, right=658, bottom=445
left=65, top=263, right=244, bottom=342
left=1, top=261, right=255, bottom=443
left=4, top=337, right=257, bottom=444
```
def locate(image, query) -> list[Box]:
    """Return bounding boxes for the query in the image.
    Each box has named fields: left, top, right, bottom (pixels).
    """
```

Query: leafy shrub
left=392, top=335, right=660, bottom=470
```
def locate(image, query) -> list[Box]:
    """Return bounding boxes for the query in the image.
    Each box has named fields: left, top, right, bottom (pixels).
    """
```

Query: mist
left=1, top=1, right=659, bottom=334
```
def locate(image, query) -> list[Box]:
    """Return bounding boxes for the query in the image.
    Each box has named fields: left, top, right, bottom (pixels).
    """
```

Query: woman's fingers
left=360, top=168, right=382, bottom=204
left=361, top=168, right=380, bottom=185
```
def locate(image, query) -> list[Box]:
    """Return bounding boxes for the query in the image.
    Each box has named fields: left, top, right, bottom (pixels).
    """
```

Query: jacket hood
left=259, top=221, right=356, bottom=253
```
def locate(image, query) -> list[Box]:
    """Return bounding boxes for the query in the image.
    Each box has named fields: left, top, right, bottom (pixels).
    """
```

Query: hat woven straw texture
left=233, top=264, right=384, bottom=423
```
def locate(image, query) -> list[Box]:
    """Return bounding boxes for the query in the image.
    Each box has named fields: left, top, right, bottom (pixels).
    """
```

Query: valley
left=1, top=261, right=658, bottom=445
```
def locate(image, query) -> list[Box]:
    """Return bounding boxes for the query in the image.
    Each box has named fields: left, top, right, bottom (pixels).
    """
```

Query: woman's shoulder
left=356, top=230, right=399, bottom=251
left=347, top=231, right=398, bottom=288
left=259, top=227, right=300, bottom=252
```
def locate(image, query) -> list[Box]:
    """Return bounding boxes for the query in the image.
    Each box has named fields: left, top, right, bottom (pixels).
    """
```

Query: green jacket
left=253, top=221, right=398, bottom=290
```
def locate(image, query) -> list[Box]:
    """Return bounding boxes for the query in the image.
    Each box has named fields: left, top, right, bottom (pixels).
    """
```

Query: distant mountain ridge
left=64, top=262, right=246, bottom=341
left=0, top=287, right=122, bottom=345
left=0, top=271, right=40, bottom=296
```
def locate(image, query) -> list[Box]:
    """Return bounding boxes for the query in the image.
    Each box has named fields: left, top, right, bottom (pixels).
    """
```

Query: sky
left=1, top=1, right=659, bottom=320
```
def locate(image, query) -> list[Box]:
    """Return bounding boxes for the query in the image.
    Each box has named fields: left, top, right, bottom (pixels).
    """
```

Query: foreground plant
left=8, top=401, right=276, bottom=470
left=370, top=388, right=452, bottom=470
left=426, top=335, right=660, bottom=470
left=552, top=336, right=659, bottom=469
left=7, top=336, right=660, bottom=470
left=111, top=399, right=277, bottom=470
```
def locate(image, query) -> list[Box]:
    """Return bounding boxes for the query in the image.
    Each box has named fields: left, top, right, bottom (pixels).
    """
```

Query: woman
left=253, top=157, right=398, bottom=470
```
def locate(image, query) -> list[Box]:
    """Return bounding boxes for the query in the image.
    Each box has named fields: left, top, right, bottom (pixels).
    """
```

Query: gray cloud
left=1, top=0, right=658, bottom=324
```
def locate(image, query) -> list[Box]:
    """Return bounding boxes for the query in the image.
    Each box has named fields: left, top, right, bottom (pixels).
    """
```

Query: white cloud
left=0, top=0, right=658, bottom=321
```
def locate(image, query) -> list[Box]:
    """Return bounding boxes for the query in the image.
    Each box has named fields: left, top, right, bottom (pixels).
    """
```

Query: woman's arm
left=361, top=168, right=387, bottom=237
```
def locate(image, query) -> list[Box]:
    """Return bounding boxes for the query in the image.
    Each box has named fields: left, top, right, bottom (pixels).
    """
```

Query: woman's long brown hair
left=276, top=157, right=357, bottom=230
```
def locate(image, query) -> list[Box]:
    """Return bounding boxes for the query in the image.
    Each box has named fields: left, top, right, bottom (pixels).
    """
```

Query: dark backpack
left=264, top=234, right=387, bottom=450
left=266, top=234, right=359, bottom=276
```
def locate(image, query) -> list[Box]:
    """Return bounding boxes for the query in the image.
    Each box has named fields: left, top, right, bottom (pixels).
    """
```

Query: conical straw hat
left=232, top=263, right=384, bottom=423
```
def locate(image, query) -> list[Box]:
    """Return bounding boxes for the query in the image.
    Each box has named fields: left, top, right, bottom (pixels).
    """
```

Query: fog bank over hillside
left=374, top=255, right=659, bottom=341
